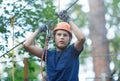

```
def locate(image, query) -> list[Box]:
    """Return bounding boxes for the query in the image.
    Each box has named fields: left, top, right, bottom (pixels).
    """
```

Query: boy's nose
left=60, top=35, right=64, bottom=38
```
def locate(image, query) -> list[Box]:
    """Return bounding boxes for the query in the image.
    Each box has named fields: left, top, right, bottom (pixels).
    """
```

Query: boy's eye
left=57, top=33, right=61, bottom=36
left=57, top=33, right=68, bottom=37
left=64, top=34, right=67, bottom=37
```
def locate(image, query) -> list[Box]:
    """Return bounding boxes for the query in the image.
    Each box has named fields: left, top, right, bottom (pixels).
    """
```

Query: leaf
left=0, top=0, right=3, bottom=4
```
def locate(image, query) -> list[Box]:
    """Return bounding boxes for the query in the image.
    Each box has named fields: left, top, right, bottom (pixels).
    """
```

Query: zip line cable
left=0, top=40, right=26, bottom=58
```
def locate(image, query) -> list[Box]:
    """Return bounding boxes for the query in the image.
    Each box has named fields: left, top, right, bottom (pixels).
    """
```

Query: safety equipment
left=56, top=10, right=70, bottom=22
left=53, top=22, right=72, bottom=37
left=38, top=24, right=48, bottom=33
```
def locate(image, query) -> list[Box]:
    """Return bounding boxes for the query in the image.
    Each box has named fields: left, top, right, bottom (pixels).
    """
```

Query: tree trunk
left=24, top=58, right=28, bottom=81
left=88, top=0, right=111, bottom=81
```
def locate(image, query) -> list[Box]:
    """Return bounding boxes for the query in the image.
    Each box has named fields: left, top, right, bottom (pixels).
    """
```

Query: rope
left=58, top=0, right=60, bottom=23
left=40, top=32, right=50, bottom=81
left=10, top=16, right=15, bottom=81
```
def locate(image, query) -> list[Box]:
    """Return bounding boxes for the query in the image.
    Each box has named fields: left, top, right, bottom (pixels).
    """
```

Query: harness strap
left=40, top=30, right=50, bottom=81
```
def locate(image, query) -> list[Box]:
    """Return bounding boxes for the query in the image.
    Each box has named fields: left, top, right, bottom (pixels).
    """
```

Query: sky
left=54, top=0, right=89, bottom=12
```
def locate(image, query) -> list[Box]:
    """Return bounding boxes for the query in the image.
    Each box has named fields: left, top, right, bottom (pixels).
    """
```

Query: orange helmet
left=53, top=22, right=72, bottom=37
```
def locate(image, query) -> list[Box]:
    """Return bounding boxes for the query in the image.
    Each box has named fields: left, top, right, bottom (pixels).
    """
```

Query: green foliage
left=105, top=0, right=120, bottom=80
left=68, top=3, right=88, bottom=27
left=28, top=60, right=40, bottom=79
left=106, top=0, right=120, bottom=55
left=0, top=0, right=120, bottom=80
left=69, top=0, right=120, bottom=80
left=110, top=36, right=120, bottom=53
left=0, top=0, right=56, bottom=53
left=0, top=45, right=4, bottom=51
left=0, top=16, right=8, bottom=33
left=68, top=1, right=90, bottom=64
left=0, top=0, right=55, bottom=80
left=4, top=60, right=40, bottom=80
left=0, top=0, right=2, bottom=4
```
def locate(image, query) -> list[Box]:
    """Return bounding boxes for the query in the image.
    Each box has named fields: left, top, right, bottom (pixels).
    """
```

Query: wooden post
left=24, top=58, right=28, bottom=81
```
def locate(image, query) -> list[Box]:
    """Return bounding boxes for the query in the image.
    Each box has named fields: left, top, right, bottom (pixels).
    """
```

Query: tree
left=66, top=0, right=120, bottom=80
left=0, top=0, right=56, bottom=80
left=105, top=0, right=120, bottom=80
left=88, top=0, right=111, bottom=81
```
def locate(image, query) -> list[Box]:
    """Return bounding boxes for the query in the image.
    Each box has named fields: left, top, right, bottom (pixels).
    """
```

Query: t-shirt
left=45, top=44, right=83, bottom=81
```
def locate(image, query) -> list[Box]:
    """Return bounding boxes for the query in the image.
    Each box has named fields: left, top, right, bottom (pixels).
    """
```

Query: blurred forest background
left=0, top=0, right=120, bottom=81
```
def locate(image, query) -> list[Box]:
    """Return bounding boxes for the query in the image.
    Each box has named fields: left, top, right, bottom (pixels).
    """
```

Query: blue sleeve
left=70, top=43, right=84, bottom=57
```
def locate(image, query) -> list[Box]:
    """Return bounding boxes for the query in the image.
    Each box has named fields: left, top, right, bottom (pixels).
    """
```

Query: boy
left=24, top=12, right=85, bottom=81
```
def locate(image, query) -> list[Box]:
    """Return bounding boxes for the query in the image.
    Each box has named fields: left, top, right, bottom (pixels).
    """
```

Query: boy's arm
left=69, top=21, right=85, bottom=52
left=54, top=10, right=85, bottom=51
left=23, top=23, right=48, bottom=58
left=23, top=29, right=44, bottom=58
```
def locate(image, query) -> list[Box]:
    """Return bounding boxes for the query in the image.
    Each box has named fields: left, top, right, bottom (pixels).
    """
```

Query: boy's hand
left=56, top=10, right=70, bottom=22
left=38, top=24, right=48, bottom=33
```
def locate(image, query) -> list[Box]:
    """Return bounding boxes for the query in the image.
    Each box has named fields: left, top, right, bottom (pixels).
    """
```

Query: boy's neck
left=56, top=46, right=68, bottom=52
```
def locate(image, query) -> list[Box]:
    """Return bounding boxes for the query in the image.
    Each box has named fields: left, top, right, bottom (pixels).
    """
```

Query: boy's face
left=54, top=30, right=71, bottom=51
